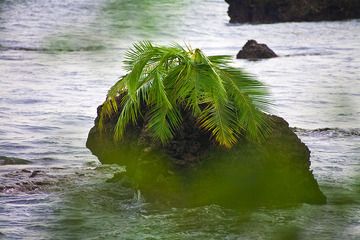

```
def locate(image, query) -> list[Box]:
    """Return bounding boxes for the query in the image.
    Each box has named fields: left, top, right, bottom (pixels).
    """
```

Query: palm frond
left=113, top=95, right=141, bottom=141
left=98, top=41, right=272, bottom=148
left=218, top=67, right=271, bottom=141
left=145, top=69, right=182, bottom=143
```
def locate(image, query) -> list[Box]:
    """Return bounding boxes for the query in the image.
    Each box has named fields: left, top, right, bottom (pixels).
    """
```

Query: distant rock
left=237, top=40, right=277, bottom=59
left=225, top=0, right=360, bottom=24
left=86, top=100, right=326, bottom=209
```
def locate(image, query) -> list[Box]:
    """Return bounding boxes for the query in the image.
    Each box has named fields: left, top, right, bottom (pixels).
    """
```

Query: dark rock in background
left=237, top=39, right=277, bottom=59
left=86, top=101, right=326, bottom=209
left=225, top=0, right=360, bottom=24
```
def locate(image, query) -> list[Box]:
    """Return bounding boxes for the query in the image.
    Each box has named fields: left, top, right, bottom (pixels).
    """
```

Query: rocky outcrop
left=0, top=169, right=60, bottom=194
left=237, top=40, right=277, bottom=59
left=86, top=102, right=326, bottom=208
left=226, top=0, right=360, bottom=24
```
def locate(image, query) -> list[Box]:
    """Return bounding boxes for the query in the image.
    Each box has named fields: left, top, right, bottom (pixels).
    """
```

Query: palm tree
left=98, top=41, right=271, bottom=148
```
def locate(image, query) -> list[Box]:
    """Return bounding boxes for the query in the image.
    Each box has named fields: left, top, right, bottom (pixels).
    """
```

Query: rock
left=237, top=40, right=277, bottom=59
left=29, top=170, right=43, bottom=178
left=86, top=102, right=326, bottom=208
left=225, top=0, right=360, bottom=24
left=0, top=169, right=58, bottom=194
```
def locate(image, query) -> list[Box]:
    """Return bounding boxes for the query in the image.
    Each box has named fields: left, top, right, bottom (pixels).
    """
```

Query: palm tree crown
left=99, top=41, right=271, bottom=148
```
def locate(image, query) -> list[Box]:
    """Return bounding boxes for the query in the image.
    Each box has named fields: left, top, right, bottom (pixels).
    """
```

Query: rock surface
left=86, top=102, right=326, bottom=208
left=0, top=169, right=58, bottom=194
left=237, top=40, right=277, bottom=59
left=226, top=0, right=360, bottom=24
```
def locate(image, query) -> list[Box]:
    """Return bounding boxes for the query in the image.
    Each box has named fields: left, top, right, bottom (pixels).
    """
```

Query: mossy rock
left=86, top=102, right=326, bottom=209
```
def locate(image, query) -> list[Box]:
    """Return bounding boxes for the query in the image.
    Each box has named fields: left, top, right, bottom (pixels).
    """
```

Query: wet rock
left=75, top=172, right=85, bottom=176
left=226, top=0, right=360, bottom=24
left=0, top=169, right=59, bottom=194
left=29, top=170, right=42, bottom=178
left=86, top=100, right=326, bottom=209
left=236, top=40, right=277, bottom=59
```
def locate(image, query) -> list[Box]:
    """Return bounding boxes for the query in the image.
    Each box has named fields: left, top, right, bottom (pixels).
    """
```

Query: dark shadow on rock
left=86, top=101, right=326, bottom=209
left=236, top=39, right=277, bottom=60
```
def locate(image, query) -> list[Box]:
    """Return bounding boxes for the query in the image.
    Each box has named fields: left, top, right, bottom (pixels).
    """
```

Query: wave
left=0, top=44, right=105, bottom=52
left=292, top=127, right=360, bottom=137
left=282, top=52, right=327, bottom=57
left=0, top=156, right=32, bottom=165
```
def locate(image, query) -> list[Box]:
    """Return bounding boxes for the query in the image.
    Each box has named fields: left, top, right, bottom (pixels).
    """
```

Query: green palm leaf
left=98, top=41, right=272, bottom=148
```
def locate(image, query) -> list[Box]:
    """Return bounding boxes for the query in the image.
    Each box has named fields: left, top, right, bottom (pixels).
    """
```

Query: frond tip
left=98, top=41, right=272, bottom=148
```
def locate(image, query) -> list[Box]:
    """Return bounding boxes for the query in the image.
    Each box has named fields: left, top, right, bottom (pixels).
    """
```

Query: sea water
left=0, top=0, right=359, bottom=239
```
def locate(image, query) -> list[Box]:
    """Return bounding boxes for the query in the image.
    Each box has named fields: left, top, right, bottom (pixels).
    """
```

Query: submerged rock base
left=86, top=104, right=326, bottom=208
left=226, top=0, right=360, bottom=24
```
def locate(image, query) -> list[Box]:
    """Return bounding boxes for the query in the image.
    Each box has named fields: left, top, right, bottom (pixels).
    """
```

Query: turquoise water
left=0, top=0, right=359, bottom=239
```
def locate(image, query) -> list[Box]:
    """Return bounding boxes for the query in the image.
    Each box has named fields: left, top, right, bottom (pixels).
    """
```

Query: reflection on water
left=42, top=0, right=191, bottom=52
left=45, top=35, right=105, bottom=52
left=101, top=0, right=188, bottom=39
left=0, top=0, right=359, bottom=239
left=43, top=169, right=359, bottom=239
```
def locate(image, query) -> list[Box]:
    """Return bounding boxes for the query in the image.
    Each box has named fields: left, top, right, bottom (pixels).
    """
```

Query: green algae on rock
left=86, top=42, right=326, bottom=208
left=87, top=107, right=326, bottom=208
